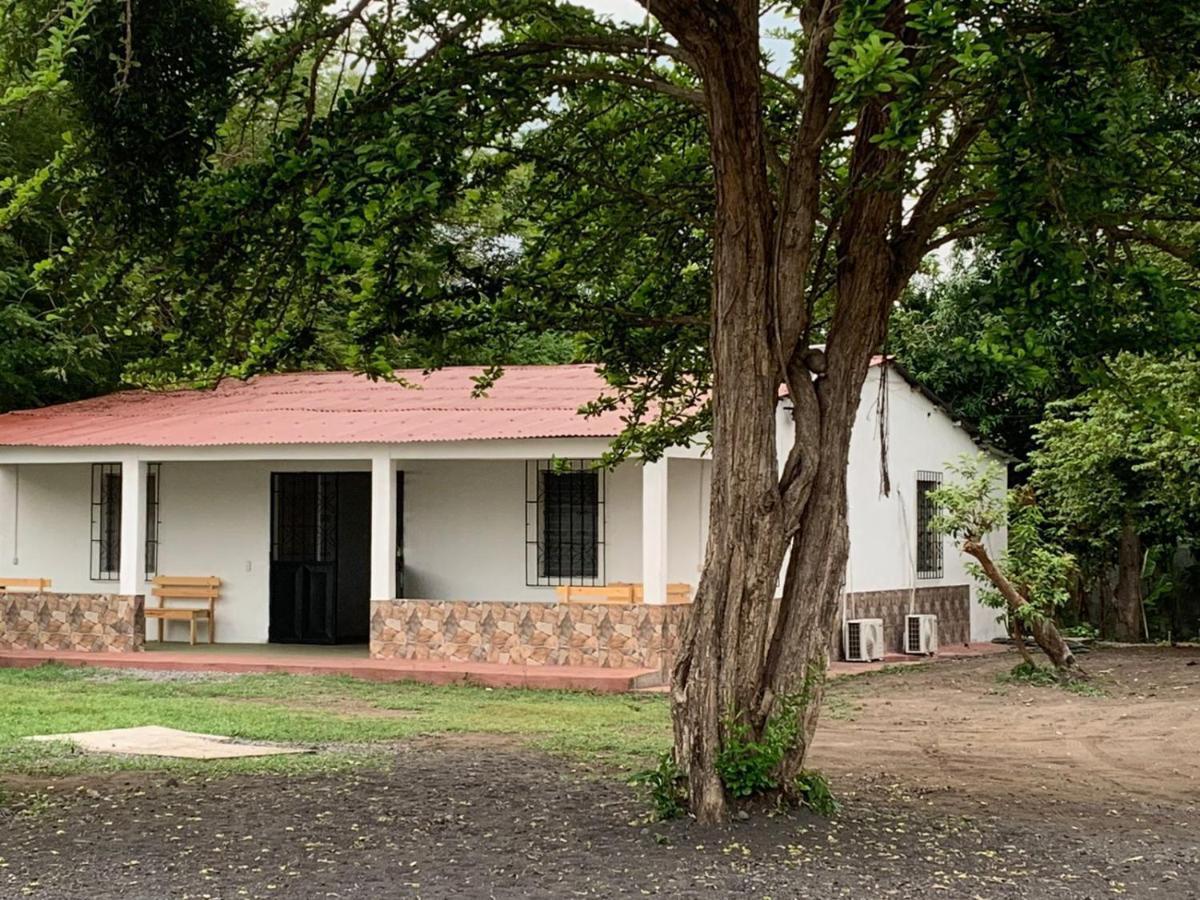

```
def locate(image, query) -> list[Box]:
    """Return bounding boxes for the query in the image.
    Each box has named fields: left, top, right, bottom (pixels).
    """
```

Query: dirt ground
left=2, top=646, right=1198, bottom=899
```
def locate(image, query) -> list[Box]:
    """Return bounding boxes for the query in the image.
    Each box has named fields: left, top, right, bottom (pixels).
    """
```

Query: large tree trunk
left=1112, top=516, right=1144, bottom=642
left=654, top=0, right=911, bottom=822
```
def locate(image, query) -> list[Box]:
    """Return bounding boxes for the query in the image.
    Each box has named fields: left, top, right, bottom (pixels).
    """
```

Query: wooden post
left=370, top=451, right=397, bottom=601
left=642, top=458, right=669, bottom=605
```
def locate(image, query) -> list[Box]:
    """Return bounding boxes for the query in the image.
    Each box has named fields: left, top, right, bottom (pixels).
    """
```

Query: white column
left=641, top=458, right=669, bottom=605
left=118, top=455, right=147, bottom=596
left=370, top=452, right=397, bottom=601
left=0, top=465, right=17, bottom=567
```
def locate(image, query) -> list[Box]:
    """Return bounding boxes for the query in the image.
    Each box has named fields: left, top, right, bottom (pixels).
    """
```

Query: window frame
left=525, top=460, right=606, bottom=587
left=144, top=463, right=161, bottom=577
left=915, top=470, right=944, bottom=580
left=90, top=463, right=162, bottom=582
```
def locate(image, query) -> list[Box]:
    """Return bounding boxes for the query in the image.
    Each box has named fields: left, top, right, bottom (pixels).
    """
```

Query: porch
left=0, top=442, right=707, bottom=672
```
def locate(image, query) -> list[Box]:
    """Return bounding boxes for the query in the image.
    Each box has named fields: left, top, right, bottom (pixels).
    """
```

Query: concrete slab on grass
left=26, top=725, right=312, bottom=759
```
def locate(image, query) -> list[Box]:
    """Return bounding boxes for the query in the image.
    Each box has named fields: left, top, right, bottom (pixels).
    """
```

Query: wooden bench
left=0, top=578, right=52, bottom=592
left=556, top=582, right=693, bottom=605
left=146, top=576, right=221, bottom=645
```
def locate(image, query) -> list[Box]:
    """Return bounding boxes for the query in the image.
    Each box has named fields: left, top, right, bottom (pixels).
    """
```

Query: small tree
left=932, top=456, right=1080, bottom=676
left=1030, top=354, right=1200, bottom=641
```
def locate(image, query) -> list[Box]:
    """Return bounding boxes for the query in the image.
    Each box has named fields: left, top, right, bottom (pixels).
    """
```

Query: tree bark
left=1010, top=617, right=1035, bottom=667
left=963, top=539, right=1080, bottom=675
left=1112, top=515, right=1144, bottom=643
left=650, top=0, right=932, bottom=821
left=653, top=0, right=788, bottom=825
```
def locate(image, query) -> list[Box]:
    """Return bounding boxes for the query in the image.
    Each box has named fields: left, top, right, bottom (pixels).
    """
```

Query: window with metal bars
left=91, top=464, right=121, bottom=581
left=916, top=470, right=944, bottom=579
left=525, top=460, right=605, bottom=586
left=91, top=463, right=163, bottom=581
left=145, top=464, right=161, bottom=577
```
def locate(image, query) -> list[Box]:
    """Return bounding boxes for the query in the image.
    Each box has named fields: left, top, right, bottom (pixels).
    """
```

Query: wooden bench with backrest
left=0, top=578, right=52, bottom=592
left=146, top=576, right=221, bottom=645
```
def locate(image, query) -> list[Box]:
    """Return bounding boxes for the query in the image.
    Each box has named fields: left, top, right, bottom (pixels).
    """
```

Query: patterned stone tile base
left=833, top=584, right=970, bottom=656
left=370, top=599, right=690, bottom=671
left=0, top=592, right=145, bottom=653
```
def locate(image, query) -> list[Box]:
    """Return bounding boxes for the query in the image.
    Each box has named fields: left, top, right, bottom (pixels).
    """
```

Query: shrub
left=630, top=752, right=688, bottom=820
left=794, top=770, right=839, bottom=816
left=1000, top=661, right=1060, bottom=686
left=715, top=719, right=788, bottom=798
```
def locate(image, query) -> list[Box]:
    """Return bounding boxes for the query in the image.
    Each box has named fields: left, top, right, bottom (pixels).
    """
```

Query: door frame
left=267, top=469, right=405, bottom=644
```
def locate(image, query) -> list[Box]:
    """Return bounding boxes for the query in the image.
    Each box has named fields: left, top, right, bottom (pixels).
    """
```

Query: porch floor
left=0, top=643, right=661, bottom=693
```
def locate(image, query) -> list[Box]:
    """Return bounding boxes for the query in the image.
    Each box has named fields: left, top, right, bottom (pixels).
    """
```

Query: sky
left=260, top=0, right=648, bottom=22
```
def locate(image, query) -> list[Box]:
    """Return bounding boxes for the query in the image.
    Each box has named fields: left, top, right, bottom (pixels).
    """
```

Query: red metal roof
left=0, top=366, right=627, bottom=448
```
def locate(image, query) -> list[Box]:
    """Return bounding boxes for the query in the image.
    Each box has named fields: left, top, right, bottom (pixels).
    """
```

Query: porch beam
left=118, top=455, right=147, bottom=596
left=641, top=458, right=669, bottom=605
left=370, top=452, right=397, bottom=601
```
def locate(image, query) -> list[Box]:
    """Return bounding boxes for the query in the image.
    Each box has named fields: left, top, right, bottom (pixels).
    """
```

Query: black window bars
left=916, top=470, right=944, bottom=579
left=525, top=460, right=605, bottom=586
left=90, top=462, right=161, bottom=581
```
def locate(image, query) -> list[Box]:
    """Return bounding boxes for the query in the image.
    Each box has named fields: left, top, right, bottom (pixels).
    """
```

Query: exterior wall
left=370, top=598, right=688, bottom=671
left=667, top=458, right=710, bottom=589
left=0, top=456, right=710, bottom=645
left=0, top=591, right=144, bottom=652
left=780, top=366, right=1009, bottom=644
left=830, top=585, right=971, bottom=656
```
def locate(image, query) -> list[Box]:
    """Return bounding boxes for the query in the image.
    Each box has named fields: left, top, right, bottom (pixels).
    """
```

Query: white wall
left=667, top=458, right=710, bottom=591
left=0, top=455, right=712, bottom=644
left=780, top=366, right=1009, bottom=642
left=0, top=463, right=100, bottom=596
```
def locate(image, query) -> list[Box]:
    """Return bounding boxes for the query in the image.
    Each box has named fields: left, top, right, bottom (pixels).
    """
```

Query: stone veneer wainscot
left=831, top=584, right=972, bottom=655
left=0, top=591, right=145, bottom=653
left=370, top=599, right=690, bottom=672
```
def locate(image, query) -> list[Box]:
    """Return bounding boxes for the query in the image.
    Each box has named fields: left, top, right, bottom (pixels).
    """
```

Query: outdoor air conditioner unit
left=843, top=618, right=884, bottom=662
left=905, top=614, right=939, bottom=656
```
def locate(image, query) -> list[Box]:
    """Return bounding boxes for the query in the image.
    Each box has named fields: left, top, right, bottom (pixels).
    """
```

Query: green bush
left=630, top=752, right=688, bottom=820
left=715, top=719, right=787, bottom=798
left=794, top=770, right=839, bottom=816
left=1000, top=660, right=1060, bottom=686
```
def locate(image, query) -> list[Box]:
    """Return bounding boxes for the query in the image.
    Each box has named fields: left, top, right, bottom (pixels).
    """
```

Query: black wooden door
left=270, top=473, right=339, bottom=643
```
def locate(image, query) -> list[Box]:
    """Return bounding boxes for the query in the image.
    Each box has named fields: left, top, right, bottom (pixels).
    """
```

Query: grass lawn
left=0, top=664, right=672, bottom=780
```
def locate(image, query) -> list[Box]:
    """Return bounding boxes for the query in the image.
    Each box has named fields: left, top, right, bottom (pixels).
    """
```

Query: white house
left=0, top=362, right=1006, bottom=671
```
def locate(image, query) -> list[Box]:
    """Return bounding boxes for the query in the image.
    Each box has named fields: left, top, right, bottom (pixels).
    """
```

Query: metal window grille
left=90, top=463, right=121, bottom=581
left=525, top=460, right=605, bottom=586
left=916, top=470, right=944, bottom=579
left=395, top=472, right=405, bottom=598
left=90, top=463, right=162, bottom=581
left=271, top=473, right=339, bottom=564
left=145, top=463, right=161, bottom=577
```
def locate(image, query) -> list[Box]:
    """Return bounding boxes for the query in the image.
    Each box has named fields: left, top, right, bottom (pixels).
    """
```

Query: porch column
left=641, top=458, right=668, bottom=605
left=0, top=465, right=16, bottom=566
left=370, top=452, right=397, bottom=601
left=118, top=455, right=147, bottom=596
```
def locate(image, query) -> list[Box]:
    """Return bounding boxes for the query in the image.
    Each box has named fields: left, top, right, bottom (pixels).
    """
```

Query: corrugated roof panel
left=0, top=366, right=628, bottom=448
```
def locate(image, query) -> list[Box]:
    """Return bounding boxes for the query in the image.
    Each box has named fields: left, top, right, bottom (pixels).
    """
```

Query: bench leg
left=189, top=617, right=197, bottom=646
left=208, top=616, right=215, bottom=644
